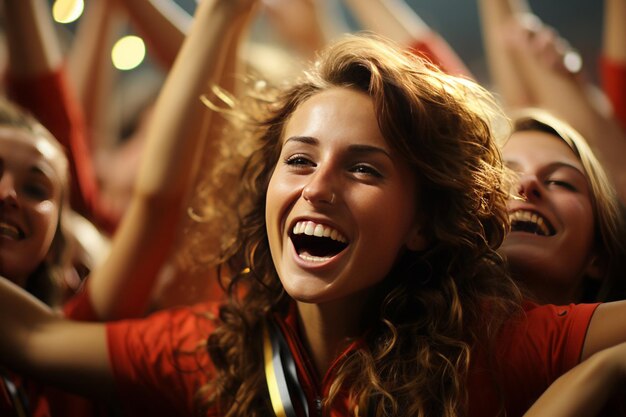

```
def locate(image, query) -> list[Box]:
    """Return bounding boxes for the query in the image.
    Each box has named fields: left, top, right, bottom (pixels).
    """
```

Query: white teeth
left=0, top=222, right=21, bottom=240
left=292, top=220, right=347, bottom=243
left=509, top=210, right=551, bottom=235
left=298, top=254, right=332, bottom=262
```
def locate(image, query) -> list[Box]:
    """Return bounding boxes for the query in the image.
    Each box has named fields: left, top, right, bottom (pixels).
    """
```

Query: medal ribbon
left=0, top=367, right=30, bottom=417
left=263, top=320, right=377, bottom=417
left=263, top=320, right=310, bottom=417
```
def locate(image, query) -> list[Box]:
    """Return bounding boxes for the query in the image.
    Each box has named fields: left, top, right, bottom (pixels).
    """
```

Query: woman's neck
left=296, top=294, right=370, bottom=378
left=510, top=267, right=581, bottom=305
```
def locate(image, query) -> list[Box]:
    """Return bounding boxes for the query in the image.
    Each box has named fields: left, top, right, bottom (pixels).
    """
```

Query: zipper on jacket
left=314, top=397, right=323, bottom=417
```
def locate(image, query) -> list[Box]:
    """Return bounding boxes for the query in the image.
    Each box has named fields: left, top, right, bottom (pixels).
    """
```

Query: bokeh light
left=563, top=50, right=583, bottom=74
left=52, top=0, right=84, bottom=24
left=111, top=36, right=146, bottom=71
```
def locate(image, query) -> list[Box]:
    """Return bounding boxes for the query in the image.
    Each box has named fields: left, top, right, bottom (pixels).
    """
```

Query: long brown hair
left=201, top=34, right=521, bottom=417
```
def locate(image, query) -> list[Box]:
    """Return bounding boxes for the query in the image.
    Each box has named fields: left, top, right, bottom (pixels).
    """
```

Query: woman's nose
left=0, top=173, right=18, bottom=206
left=302, top=169, right=337, bottom=205
left=516, top=174, right=542, bottom=201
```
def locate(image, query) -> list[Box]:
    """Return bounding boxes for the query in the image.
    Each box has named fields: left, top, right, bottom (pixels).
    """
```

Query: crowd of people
left=0, top=0, right=625, bottom=416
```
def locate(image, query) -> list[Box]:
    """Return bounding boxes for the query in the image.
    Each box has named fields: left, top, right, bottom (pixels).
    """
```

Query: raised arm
left=526, top=341, right=626, bottom=417
left=0, top=0, right=259, bottom=396
left=0, top=276, right=113, bottom=397
left=260, top=0, right=338, bottom=60
left=67, top=0, right=123, bottom=152
left=2, top=0, right=62, bottom=75
left=3, top=0, right=118, bottom=233
left=111, top=0, right=190, bottom=69
left=85, top=0, right=259, bottom=320
left=511, top=40, right=626, bottom=205
left=342, top=0, right=471, bottom=77
left=479, top=0, right=626, bottom=205
left=603, top=0, right=626, bottom=64
left=478, top=0, right=535, bottom=105
left=67, top=0, right=189, bottom=163
left=601, top=0, right=626, bottom=130
left=144, top=0, right=259, bottom=310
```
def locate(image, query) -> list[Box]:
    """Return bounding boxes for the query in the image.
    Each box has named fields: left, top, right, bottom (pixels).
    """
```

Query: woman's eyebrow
left=29, top=164, right=57, bottom=181
left=284, top=136, right=391, bottom=157
left=503, top=159, right=586, bottom=178
left=284, top=136, right=318, bottom=146
left=547, top=161, right=586, bottom=177
left=347, top=144, right=392, bottom=160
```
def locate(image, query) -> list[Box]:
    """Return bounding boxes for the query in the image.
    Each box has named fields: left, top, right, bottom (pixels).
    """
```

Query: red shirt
left=106, top=301, right=598, bottom=417
left=467, top=302, right=598, bottom=416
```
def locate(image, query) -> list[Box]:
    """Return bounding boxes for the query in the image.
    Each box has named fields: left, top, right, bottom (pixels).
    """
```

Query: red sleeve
left=44, top=386, right=99, bottom=417
left=408, top=32, right=473, bottom=78
left=5, top=67, right=117, bottom=235
left=522, top=303, right=599, bottom=375
left=106, top=303, right=219, bottom=417
left=467, top=302, right=600, bottom=417
left=495, top=302, right=599, bottom=416
left=600, top=55, right=626, bottom=131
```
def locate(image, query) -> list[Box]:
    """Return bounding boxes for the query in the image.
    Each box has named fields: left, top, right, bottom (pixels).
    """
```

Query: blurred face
left=500, top=130, right=597, bottom=303
left=266, top=87, right=425, bottom=308
left=0, top=127, right=64, bottom=287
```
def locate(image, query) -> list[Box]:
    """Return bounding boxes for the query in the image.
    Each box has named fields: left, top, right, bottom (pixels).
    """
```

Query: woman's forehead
left=282, top=88, right=389, bottom=148
left=0, top=127, right=67, bottom=180
left=505, top=130, right=578, bottom=161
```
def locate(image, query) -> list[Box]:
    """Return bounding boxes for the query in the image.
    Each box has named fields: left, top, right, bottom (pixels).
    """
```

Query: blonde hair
left=511, top=108, right=626, bottom=301
left=0, top=97, right=71, bottom=305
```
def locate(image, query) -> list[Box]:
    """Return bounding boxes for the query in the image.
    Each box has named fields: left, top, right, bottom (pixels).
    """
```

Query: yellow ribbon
left=264, top=323, right=288, bottom=417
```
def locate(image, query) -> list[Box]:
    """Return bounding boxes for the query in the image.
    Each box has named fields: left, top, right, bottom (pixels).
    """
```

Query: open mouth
left=290, top=220, right=348, bottom=262
left=509, top=210, right=555, bottom=236
left=0, top=221, right=23, bottom=240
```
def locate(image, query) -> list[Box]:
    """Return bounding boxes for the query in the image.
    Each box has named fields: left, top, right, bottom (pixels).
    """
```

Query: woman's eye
left=285, top=155, right=315, bottom=167
left=546, top=179, right=576, bottom=191
left=22, top=183, right=50, bottom=200
left=351, top=164, right=383, bottom=178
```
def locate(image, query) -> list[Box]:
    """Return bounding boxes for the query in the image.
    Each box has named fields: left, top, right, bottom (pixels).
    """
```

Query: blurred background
left=48, top=0, right=603, bottom=86
left=398, top=0, right=602, bottom=84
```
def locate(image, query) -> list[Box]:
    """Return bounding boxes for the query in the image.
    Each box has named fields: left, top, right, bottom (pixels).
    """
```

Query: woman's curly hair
left=199, top=34, right=522, bottom=417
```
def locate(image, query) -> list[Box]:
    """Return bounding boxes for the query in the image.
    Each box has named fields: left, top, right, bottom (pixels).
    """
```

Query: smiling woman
left=266, top=87, right=424, bottom=309
left=0, top=97, right=69, bottom=304
left=500, top=109, right=626, bottom=304
left=4, top=2, right=626, bottom=416
left=167, top=31, right=528, bottom=416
